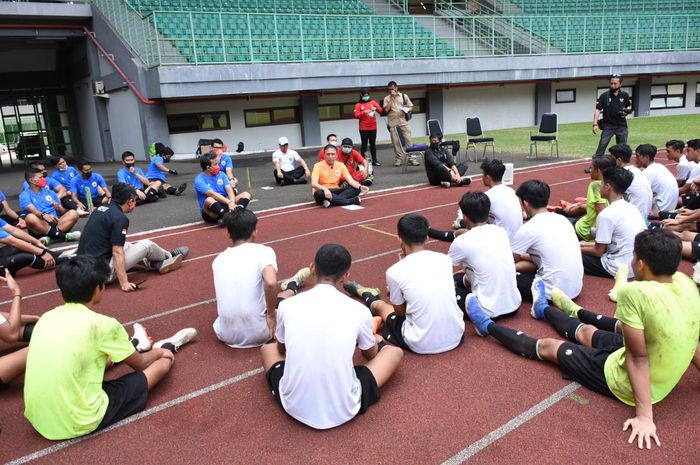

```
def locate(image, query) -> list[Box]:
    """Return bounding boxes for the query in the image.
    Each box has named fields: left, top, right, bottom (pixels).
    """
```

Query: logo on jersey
left=335, top=170, right=341, bottom=176
left=45, top=195, right=53, bottom=202
left=216, top=179, right=224, bottom=186
left=91, top=181, right=98, bottom=187
left=97, top=206, right=109, bottom=212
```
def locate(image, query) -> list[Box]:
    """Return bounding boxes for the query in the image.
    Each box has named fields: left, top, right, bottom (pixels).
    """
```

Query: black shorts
left=581, top=253, right=613, bottom=278
left=690, top=239, right=700, bottom=262
left=265, top=361, right=380, bottom=417
left=556, top=330, right=623, bottom=400
left=95, top=371, right=148, bottom=431
left=147, top=178, right=165, bottom=184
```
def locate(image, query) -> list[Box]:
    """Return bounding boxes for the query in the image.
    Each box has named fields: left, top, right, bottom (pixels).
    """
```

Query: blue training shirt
left=146, top=155, right=167, bottom=181
left=117, top=167, right=146, bottom=189
left=0, top=191, right=6, bottom=202
left=194, top=171, right=229, bottom=211
left=19, top=188, right=60, bottom=216
left=50, top=167, right=80, bottom=190
left=70, top=173, right=107, bottom=199
left=0, top=218, right=10, bottom=239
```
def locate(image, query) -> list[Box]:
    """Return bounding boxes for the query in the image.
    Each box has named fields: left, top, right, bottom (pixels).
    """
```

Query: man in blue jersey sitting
left=69, top=161, right=111, bottom=211
left=146, top=145, right=186, bottom=198
left=117, top=151, right=159, bottom=205
left=194, top=152, right=251, bottom=225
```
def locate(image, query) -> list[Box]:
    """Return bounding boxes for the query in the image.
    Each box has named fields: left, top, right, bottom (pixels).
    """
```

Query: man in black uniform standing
left=424, top=134, right=471, bottom=188
left=76, top=183, right=189, bottom=292
left=593, top=74, right=633, bottom=157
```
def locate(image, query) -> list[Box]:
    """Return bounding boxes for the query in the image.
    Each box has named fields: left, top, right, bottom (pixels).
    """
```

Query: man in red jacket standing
left=354, top=88, right=383, bottom=166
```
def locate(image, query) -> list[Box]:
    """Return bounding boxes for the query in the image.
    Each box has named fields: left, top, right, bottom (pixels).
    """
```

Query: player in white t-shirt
left=634, top=144, right=678, bottom=213
left=608, top=144, right=652, bottom=222
left=448, top=192, right=521, bottom=322
left=581, top=167, right=646, bottom=278
left=272, top=136, right=311, bottom=186
left=260, top=244, right=402, bottom=429
left=212, top=208, right=310, bottom=348
left=344, top=214, right=465, bottom=354
left=510, top=180, right=583, bottom=310
left=0, top=270, right=39, bottom=389
left=665, top=139, right=691, bottom=186
left=480, top=159, right=523, bottom=241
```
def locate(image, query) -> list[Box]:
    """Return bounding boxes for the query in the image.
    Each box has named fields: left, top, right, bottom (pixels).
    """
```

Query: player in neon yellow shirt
left=466, top=228, right=700, bottom=449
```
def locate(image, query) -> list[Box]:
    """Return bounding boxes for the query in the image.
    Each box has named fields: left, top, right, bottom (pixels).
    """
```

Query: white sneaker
left=76, top=208, right=90, bottom=217
left=693, top=262, right=700, bottom=285
left=322, top=200, right=331, bottom=208
left=453, top=207, right=463, bottom=229
left=65, top=231, right=81, bottom=242
left=440, top=181, right=451, bottom=188
left=154, top=328, right=197, bottom=352
left=132, top=323, right=152, bottom=352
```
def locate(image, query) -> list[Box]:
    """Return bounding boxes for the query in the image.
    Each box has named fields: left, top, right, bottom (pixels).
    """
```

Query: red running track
left=1, top=158, right=698, bottom=465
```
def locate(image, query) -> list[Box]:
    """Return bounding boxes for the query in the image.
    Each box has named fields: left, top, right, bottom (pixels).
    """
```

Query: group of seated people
left=2, top=138, right=699, bottom=451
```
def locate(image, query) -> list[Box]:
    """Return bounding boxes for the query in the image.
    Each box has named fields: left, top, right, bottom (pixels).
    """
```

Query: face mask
left=35, top=178, right=47, bottom=188
left=430, top=143, right=440, bottom=149
left=329, top=141, right=338, bottom=147
left=210, top=165, right=221, bottom=176
left=361, top=96, right=370, bottom=101
left=342, top=147, right=352, bottom=154
left=125, top=163, right=135, bottom=169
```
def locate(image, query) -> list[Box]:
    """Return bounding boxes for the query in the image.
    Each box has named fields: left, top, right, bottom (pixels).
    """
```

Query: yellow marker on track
left=357, top=223, right=398, bottom=239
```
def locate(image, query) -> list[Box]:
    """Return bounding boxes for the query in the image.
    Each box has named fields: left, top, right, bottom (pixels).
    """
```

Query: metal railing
left=125, top=0, right=387, bottom=15
left=489, top=0, right=700, bottom=15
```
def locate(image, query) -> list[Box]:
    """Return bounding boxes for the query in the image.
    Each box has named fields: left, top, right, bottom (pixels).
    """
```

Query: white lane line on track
left=5, top=367, right=264, bottom=465
left=440, top=383, right=581, bottom=465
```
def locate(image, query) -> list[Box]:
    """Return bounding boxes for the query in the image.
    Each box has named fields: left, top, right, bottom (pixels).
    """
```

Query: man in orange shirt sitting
left=312, top=144, right=370, bottom=208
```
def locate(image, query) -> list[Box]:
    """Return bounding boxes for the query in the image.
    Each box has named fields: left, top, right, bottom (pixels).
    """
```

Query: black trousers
left=426, top=163, right=468, bottom=186
left=594, top=125, right=628, bottom=157
left=274, top=166, right=306, bottom=185
left=313, top=186, right=361, bottom=206
left=360, top=129, right=378, bottom=163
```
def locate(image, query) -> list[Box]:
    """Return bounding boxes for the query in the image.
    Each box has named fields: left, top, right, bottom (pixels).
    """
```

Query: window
left=695, top=82, right=700, bottom=107
left=244, top=106, right=300, bottom=127
left=650, top=83, right=686, bottom=109
left=167, top=111, right=230, bottom=134
left=318, top=98, right=426, bottom=122
left=555, top=89, right=576, bottom=104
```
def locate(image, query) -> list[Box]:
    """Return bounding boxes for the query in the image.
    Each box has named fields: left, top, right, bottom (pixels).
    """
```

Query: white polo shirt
left=272, top=149, right=302, bottom=172
left=386, top=250, right=465, bottom=353
left=212, top=242, right=278, bottom=348
left=675, top=155, right=694, bottom=182
left=511, top=212, right=583, bottom=299
left=449, top=224, right=521, bottom=317
left=276, top=284, right=375, bottom=429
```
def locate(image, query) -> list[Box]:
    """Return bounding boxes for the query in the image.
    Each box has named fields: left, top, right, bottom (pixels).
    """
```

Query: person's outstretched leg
left=364, top=345, right=403, bottom=388
left=343, top=281, right=384, bottom=333
left=260, top=341, right=286, bottom=372
left=551, top=288, right=620, bottom=334
left=427, top=227, right=455, bottom=242
left=0, top=347, right=29, bottom=385
left=147, top=328, right=197, bottom=390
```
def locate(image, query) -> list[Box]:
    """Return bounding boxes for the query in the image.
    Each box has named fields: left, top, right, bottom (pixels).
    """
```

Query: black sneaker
left=460, top=177, right=472, bottom=186
left=175, top=183, right=187, bottom=195
left=372, top=161, right=382, bottom=167
left=157, top=189, right=167, bottom=199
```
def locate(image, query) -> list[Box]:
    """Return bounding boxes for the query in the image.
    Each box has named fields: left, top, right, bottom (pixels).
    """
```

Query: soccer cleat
left=175, top=183, right=187, bottom=196
left=132, top=323, right=152, bottom=352
left=170, top=246, right=190, bottom=259
left=281, top=267, right=311, bottom=292
left=65, top=231, right=81, bottom=242
left=408, top=158, right=420, bottom=166
left=607, top=264, right=628, bottom=302
left=440, top=181, right=451, bottom=188
left=693, top=262, right=700, bottom=285
left=158, top=254, right=183, bottom=274
left=551, top=288, right=581, bottom=318
left=343, top=280, right=380, bottom=300
left=460, top=177, right=472, bottom=186
left=39, top=236, right=53, bottom=246
left=530, top=276, right=548, bottom=320
left=322, top=200, right=331, bottom=208
left=465, top=293, right=492, bottom=337
left=154, top=327, right=197, bottom=352
left=372, top=160, right=382, bottom=167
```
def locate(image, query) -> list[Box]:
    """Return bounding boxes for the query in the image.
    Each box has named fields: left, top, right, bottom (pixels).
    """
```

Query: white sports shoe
left=693, top=262, right=700, bottom=285
left=154, top=328, right=197, bottom=352
left=132, top=323, right=152, bottom=352
left=453, top=207, right=463, bottom=229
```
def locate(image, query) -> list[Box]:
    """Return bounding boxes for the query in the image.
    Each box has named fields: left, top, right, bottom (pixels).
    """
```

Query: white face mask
left=329, top=141, right=339, bottom=147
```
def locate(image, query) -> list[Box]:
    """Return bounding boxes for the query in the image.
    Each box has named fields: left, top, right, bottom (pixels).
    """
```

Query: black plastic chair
left=529, top=113, right=559, bottom=159
left=426, top=119, right=443, bottom=138
left=466, top=116, right=495, bottom=162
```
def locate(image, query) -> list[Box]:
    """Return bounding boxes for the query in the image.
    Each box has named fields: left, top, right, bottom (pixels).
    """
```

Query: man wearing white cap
left=272, top=137, right=311, bottom=186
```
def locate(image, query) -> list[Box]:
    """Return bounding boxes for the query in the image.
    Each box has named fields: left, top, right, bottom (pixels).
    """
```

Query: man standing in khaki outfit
left=383, top=81, right=419, bottom=167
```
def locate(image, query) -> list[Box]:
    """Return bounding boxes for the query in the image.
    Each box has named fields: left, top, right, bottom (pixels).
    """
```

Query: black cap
left=341, top=137, right=353, bottom=146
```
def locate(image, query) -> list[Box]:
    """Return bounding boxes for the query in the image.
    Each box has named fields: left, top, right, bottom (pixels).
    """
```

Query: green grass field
left=410, top=113, right=700, bottom=158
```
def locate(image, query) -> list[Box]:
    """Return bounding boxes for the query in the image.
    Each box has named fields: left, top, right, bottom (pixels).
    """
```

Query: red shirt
left=354, top=100, right=383, bottom=131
